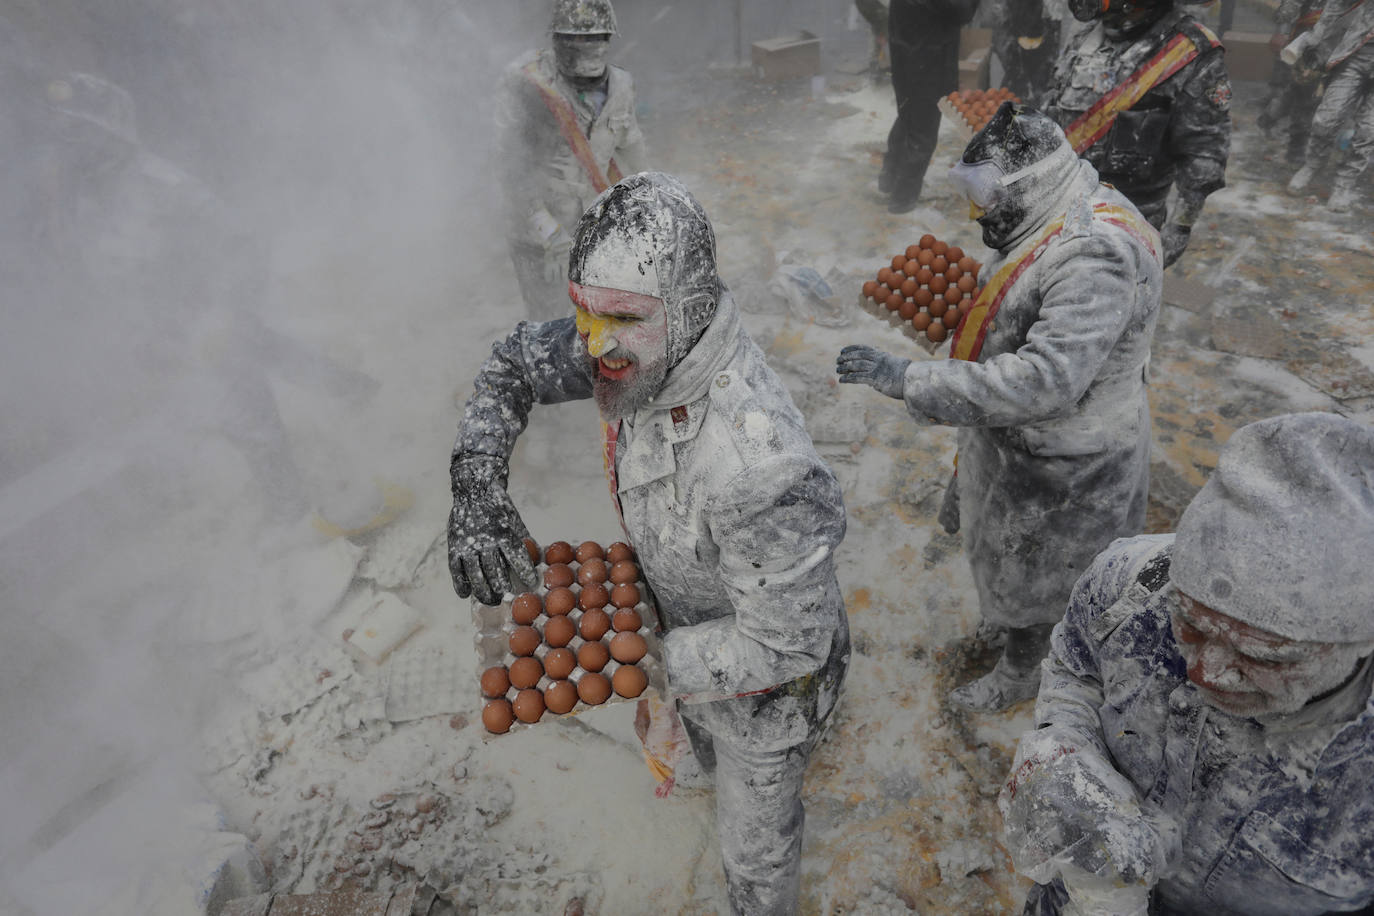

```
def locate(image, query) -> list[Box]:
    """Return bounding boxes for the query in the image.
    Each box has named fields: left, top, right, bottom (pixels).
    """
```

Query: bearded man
left=447, top=172, right=849, bottom=916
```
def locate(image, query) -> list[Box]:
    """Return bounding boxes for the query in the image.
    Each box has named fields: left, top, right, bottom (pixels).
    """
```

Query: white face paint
left=1169, top=588, right=1372, bottom=718
left=569, top=282, right=669, bottom=420
left=553, top=35, right=611, bottom=81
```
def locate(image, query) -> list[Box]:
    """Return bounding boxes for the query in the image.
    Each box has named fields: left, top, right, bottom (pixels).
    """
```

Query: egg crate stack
left=857, top=234, right=983, bottom=352
left=473, top=538, right=665, bottom=735
left=938, top=88, right=1022, bottom=140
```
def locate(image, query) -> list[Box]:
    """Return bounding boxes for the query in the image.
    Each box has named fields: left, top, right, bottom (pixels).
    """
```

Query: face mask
left=949, top=140, right=1075, bottom=221
left=553, top=35, right=611, bottom=82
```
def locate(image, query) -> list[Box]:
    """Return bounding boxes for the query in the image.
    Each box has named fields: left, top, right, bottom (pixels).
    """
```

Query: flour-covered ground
left=6, top=28, right=1373, bottom=916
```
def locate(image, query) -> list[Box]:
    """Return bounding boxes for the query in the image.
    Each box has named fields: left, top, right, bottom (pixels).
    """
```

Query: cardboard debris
left=386, top=644, right=469, bottom=722
left=222, top=884, right=427, bottom=916
left=344, top=591, right=424, bottom=663
left=751, top=31, right=821, bottom=81
left=1162, top=274, right=1219, bottom=313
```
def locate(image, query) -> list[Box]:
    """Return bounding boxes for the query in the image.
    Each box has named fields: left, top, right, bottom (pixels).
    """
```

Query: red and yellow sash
left=601, top=418, right=630, bottom=538
left=1064, top=26, right=1220, bottom=154
left=524, top=61, right=624, bottom=194
left=949, top=202, right=1159, bottom=363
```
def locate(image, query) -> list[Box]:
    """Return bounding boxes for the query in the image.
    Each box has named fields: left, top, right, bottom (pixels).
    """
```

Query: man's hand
left=1160, top=222, right=1191, bottom=268
left=835, top=344, right=910, bottom=400
left=448, top=454, right=538, bottom=606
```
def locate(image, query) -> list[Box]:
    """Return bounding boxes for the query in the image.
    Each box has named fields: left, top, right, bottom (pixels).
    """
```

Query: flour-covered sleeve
left=900, top=231, right=1143, bottom=428
left=614, top=72, right=648, bottom=176
left=1168, top=48, right=1231, bottom=205
left=495, top=61, right=558, bottom=250
left=661, top=453, right=846, bottom=697
left=453, top=318, right=592, bottom=464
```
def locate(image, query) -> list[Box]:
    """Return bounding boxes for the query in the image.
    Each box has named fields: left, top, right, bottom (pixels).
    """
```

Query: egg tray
left=938, top=88, right=1022, bottom=140
left=471, top=541, right=666, bottom=736
left=856, top=234, right=983, bottom=352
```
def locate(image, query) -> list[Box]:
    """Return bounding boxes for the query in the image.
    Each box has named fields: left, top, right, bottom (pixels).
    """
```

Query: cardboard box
left=752, top=31, right=821, bottom=81
left=1221, top=31, right=1277, bottom=82
left=959, top=27, right=993, bottom=91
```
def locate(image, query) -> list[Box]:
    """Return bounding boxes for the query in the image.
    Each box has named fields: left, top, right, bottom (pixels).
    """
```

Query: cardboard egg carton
left=938, top=88, right=1021, bottom=140
left=857, top=235, right=983, bottom=352
left=471, top=538, right=666, bottom=735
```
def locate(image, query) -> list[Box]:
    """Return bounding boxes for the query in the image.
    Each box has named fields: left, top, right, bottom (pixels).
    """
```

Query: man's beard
left=592, top=351, right=667, bottom=420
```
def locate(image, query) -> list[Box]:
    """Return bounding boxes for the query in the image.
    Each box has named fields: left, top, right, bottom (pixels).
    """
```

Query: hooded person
left=1000, top=412, right=1374, bottom=916
left=1037, top=0, right=1231, bottom=267
left=448, top=171, right=850, bottom=915
left=836, top=104, right=1163, bottom=713
left=496, top=0, right=648, bottom=322
left=1285, top=0, right=1374, bottom=212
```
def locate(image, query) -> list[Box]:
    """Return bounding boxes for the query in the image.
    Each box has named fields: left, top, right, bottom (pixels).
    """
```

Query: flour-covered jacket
left=1310, top=0, right=1374, bottom=70
left=495, top=48, right=647, bottom=250
left=1031, top=534, right=1374, bottom=915
left=901, top=161, right=1162, bottom=628
left=456, top=294, right=849, bottom=738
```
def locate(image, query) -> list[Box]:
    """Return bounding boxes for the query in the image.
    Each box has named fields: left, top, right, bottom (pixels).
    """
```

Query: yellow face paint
left=969, top=201, right=986, bottom=221
left=574, top=305, right=635, bottom=358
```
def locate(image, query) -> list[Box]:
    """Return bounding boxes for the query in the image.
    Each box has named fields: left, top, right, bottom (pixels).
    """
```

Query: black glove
left=1160, top=223, right=1191, bottom=268
left=835, top=344, right=911, bottom=400
left=448, top=454, right=538, bottom=606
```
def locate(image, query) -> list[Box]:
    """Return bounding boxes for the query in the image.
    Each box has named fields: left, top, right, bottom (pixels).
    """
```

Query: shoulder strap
left=522, top=61, right=623, bottom=193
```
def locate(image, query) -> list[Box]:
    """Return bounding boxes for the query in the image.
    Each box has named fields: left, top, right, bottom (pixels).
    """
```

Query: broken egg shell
left=482, top=699, right=514, bottom=734
left=610, top=631, right=648, bottom=664
left=612, top=665, right=648, bottom=699
left=508, top=655, right=544, bottom=688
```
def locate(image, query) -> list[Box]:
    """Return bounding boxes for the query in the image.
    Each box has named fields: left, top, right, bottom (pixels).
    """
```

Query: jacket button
left=716, top=374, right=730, bottom=388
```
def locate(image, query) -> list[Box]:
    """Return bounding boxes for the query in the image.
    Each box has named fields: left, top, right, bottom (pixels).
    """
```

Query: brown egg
left=917, top=249, right=935, bottom=267
left=544, top=647, right=576, bottom=680
left=905, top=243, right=922, bottom=259
left=511, top=593, right=542, bottom=625
left=545, top=587, right=576, bottom=616
left=579, top=607, right=612, bottom=641
left=606, top=542, right=635, bottom=563
left=913, top=288, right=934, bottom=308
left=919, top=233, right=936, bottom=249
left=957, top=274, right=977, bottom=294
left=523, top=538, right=540, bottom=566
left=862, top=279, right=878, bottom=299
left=610, top=631, right=648, bottom=664
left=480, top=666, right=511, bottom=698
left=946, top=246, right=965, bottom=262
left=928, top=297, right=948, bottom=318
left=544, top=679, right=578, bottom=714
left=544, top=541, right=574, bottom=565
left=544, top=563, right=574, bottom=589
left=926, top=320, right=948, bottom=343
left=575, top=541, right=605, bottom=564
left=958, top=255, right=977, bottom=273
left=945, top=264, right=963, bottom=283
left=577, top=640, right=610, bottom=672
left=613, top=665, right=649, bottom=699
left=544, top=615, right=576, bottom=648
left=482, top=699, right=514, bottom=734
left=912, top=311, right=933, bottom=331
left=898, top=299, right=917, bottom=320
left=513, top=688, right=545, bottom=723
left=609, top=561, right=639, bottom=585
left=874, top=283, right=891, bottom=302
left=931, top=255, right=949, bottom=274
left=900, top=277, right=919, bottom=298
left=509, top=655, right=544, bottom=688
left=877, top=266, right=894, bottom=285
left=577, top=672, right=612, bottom=706
left=612, top=607, right=643, bottom=632
left=611, top=582, right=641, bottom=609
left=948, top=308, right=965, bottom=330
left=885, top=289, right=904, bottom=311
left=915, top=266, right=934, bottom=285
left=891, top=254, right=907, bottom=271
left=903, top=258, right=921, bottom=276
left=509, top=626, right=541, bottom=657
left=928, top=275, right=949, bottom=295
left=576, top=558, right=608, bottom=586
left=579, top=583, right=609, bottom=610
left=931, top=240, right=949, bottom=257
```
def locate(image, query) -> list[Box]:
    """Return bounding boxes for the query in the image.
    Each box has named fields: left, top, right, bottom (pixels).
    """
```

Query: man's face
left=1169, top=589, right=1369, bottom=718
left=570, top=282, right=669, bottom=420
left=553, top=34, right=611, bottom=81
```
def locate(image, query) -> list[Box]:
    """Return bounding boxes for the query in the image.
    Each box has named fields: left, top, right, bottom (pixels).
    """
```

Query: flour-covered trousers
left=677, top=635, right=848, bottom=915
left=1304, top=41, right=1374, bottom=184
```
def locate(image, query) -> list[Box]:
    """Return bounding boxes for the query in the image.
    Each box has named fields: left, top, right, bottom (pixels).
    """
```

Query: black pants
left=883, top=1, right=964, bottom=204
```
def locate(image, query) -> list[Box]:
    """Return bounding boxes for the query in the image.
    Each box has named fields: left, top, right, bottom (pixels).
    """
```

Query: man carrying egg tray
left=1000, top=412, right=1374, bottom=916
left=496, top=0, right=647, bottom=322
left=448, top=171, right=850, bottom=915
left=1037, top=0, right=1231, bottom=268
left=837, top=104, right=1163, bottom=713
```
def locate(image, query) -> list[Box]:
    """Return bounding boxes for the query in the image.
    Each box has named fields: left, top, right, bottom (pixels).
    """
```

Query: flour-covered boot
left=949, top=656, right=1040, bottom=712
left=1287, top=163, right=1318, bottom=195
left=1328, top=177, right=1359, bottom=213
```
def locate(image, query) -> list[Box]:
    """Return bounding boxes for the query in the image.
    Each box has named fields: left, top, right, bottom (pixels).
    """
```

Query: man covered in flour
left=1038, top=0, right=1231, bottom=267
left=497, top=0, right=647, bottom=321
left=448, top=172, right=849, bottom=915
left=1001, top=412, right=1374, bottom=915
left=836, top=105, right=1162, bottom=713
